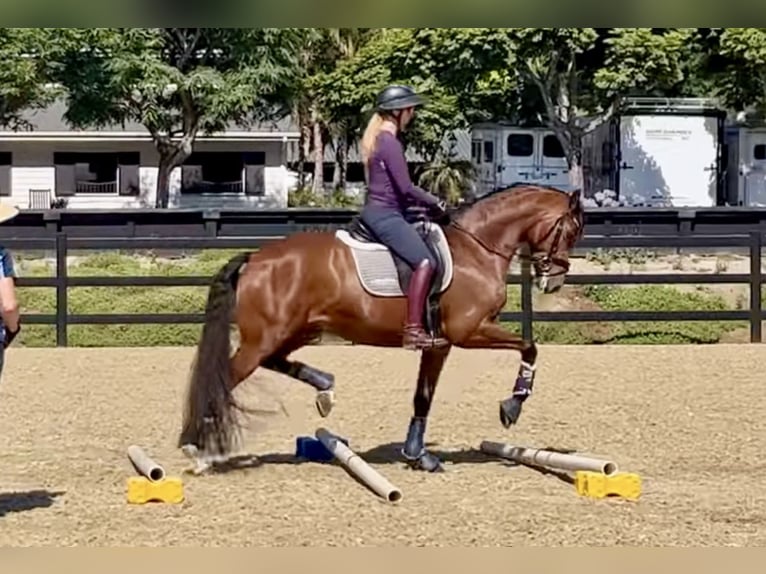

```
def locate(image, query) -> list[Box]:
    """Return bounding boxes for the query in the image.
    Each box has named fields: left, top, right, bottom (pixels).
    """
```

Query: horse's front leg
left=402, top=345, right=452, bottom=472
left=455, top=321, right=538, bottom=429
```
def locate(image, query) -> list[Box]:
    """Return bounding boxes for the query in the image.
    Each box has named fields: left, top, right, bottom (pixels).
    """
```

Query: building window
left=754, top=144, right=766, bottom=161
left=181, top=151, right=265, bottom=196
left=0, top=152, right=11, bottom=197
left=54, top=152, right=141, bottom=197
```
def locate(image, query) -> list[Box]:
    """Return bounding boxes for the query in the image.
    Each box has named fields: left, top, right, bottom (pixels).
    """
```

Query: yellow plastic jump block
left=126, top=476, right=185, bottom=504
left=574, top=471, right=641, bottom=501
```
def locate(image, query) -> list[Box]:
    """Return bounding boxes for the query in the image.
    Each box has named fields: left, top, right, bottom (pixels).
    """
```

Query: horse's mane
left=450, top=182, right=572, bottom=220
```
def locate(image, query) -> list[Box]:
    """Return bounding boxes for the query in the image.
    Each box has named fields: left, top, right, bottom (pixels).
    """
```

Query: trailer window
left=471, top=140, right=482, bottom=163
left=483, top=141, right=494, bottom=163
left=755, top=144, right=766, bottom=161
left=507, top=134, right=534, bottom=157
left=543, top=135, right=565, bottom=158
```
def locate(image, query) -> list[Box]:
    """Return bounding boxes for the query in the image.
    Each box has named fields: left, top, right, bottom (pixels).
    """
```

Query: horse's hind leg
left=262, top=355, right=336, bottom=417
left=182, top=341, right=266, bottom=474
left=258, top=328, right=336, bottom=417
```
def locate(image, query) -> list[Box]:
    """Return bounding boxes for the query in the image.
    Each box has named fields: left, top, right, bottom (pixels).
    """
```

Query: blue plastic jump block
left=295, top=435, right=349, bottom=463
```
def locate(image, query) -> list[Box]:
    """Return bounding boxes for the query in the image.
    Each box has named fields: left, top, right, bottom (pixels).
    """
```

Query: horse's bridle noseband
left=528, top=212, right=577, bottom=278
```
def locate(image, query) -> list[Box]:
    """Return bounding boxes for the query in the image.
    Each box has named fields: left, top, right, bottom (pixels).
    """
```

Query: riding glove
left=4, top=323, right=20, bottom=348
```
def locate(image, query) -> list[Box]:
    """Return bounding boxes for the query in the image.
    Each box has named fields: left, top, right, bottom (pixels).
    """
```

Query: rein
left=447, top=211, right=574, bottom=274
left=448, top=220, right=512, bottom=263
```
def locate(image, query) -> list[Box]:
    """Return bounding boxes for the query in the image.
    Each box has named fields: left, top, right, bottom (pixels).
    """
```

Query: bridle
left=528, top=212, right=579, bottom=277
left=448, top=209, right=580, bottom=278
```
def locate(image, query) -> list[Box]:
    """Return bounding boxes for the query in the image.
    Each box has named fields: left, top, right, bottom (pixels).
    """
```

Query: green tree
left=594, top=28, right=696, bottom=99
left=0, top=28, right=57, bottom=129
left=293, top=28, right=380, bottom=193
left=313, top=28, right=513, bottom=201
left=325, top=28, right=380, bottom=190
left=309, top=28, right=408, bottom=182
left=699, top=28, right=766, bottom=119
left=46, top=28, right=307, bottom=207
left=508, top=27, right=699, bottom=190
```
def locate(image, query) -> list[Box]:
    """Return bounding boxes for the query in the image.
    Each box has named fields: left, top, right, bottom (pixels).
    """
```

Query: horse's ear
left=569, top=188, right=582, bottom=210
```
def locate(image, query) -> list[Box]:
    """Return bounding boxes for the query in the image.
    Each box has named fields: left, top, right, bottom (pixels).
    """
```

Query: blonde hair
left=360, top=112, right=387, bottom=170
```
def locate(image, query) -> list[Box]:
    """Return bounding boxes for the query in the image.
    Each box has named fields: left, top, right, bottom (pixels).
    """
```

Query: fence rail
left=3, top=207, right=766, bottom=347
left=6, top=205, right=766, bottom=239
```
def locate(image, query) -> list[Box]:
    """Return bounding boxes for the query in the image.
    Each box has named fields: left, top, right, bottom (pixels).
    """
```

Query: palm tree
left=290, top=29, right=380, bottom=196
left=418, top=158, right=478, bottom=205
left=325, top=28, right=380, bottom=191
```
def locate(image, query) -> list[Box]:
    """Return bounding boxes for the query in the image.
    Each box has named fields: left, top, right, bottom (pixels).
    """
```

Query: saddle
left=335, top=207, right=454, bottom=340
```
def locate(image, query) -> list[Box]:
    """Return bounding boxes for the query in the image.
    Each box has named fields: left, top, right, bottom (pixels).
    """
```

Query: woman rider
left=359, top=84, right=449, bottom=351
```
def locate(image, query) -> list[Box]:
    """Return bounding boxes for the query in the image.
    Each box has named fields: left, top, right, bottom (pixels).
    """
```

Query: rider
left=359, top=84, right=449, bottom=351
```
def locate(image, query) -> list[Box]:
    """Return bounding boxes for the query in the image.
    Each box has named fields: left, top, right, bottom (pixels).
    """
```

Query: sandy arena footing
left=0, top=344, right=764, bottom=546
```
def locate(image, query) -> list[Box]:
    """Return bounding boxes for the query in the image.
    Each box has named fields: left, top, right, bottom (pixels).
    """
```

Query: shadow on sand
left=0, top=489, right=65, bottom=518
left=202, top=442, right=576, bottom=486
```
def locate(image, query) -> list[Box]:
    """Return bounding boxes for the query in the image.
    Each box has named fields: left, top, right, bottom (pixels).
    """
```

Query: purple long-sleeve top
left=366, top=131, right=440, bottom=211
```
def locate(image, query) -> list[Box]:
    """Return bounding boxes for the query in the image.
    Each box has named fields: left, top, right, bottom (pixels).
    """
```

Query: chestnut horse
left=178, top=183, right=585, bottom=473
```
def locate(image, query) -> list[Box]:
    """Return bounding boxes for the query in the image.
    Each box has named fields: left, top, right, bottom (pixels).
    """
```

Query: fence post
left=749, top=231, right=762, bottom=343
left=520, top=248, right=534, bottom=343
left=55, top=232, right=68, bottom=347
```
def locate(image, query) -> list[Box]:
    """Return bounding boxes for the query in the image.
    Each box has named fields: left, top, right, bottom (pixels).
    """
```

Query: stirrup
left=403, top=325, right=448, bottom=350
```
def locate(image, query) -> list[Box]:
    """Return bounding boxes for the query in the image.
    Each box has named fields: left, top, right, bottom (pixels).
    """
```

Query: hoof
left=180, top=443, right=231, bottom=475
left=403, top=450, right=445, bottom=473
left=181, top=443, right=211, bottom=475
left=315, top=389, right=335, bottom=418
left=499, top=397, right=522, bottom=429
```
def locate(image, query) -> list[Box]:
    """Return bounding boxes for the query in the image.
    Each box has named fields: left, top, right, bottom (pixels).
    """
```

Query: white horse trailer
left=724, top=125, right=766, bottom=207
left=582, top=98, right=726, bottom=207
left=470, top=124, right=572, bottom=195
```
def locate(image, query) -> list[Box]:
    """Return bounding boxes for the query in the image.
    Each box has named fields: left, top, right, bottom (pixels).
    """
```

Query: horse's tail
left=178, top=251, right=252, bottom=455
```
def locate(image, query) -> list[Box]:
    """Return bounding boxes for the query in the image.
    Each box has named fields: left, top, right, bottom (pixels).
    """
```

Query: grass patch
left=581, top=285, right=745, bottom=344
left=499, top=284, right=745, bottom=345
left=500, top=286, right=599, bottom=344
left=15, top=250, right=215, bottom=347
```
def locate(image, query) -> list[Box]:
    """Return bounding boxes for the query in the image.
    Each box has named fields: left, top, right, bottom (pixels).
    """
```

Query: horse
left=178, top=182, right=585, bottom=473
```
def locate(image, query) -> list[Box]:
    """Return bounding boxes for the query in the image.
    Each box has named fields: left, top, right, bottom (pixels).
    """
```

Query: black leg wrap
left=267, top=357, right=334, bottom=392
left=401, top=416, right=444, bottom=472
left=292, top=361, right=335, bottom=392
left=403, top=416, right=427, bottom=460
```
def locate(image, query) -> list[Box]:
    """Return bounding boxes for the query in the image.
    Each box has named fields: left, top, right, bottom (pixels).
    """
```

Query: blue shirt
left=0, top=247, right=17, bottom=344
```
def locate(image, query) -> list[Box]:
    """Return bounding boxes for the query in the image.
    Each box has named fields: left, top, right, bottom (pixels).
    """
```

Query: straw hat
left=0, top=202, right=19, bottom=224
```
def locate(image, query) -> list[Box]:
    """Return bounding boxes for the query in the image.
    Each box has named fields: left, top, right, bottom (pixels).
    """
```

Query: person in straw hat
left=0, top=202, right=21, bottom=380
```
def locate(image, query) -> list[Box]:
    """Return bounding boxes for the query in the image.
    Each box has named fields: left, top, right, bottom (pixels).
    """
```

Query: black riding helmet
left=375, top=84, right=427, bottom=112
